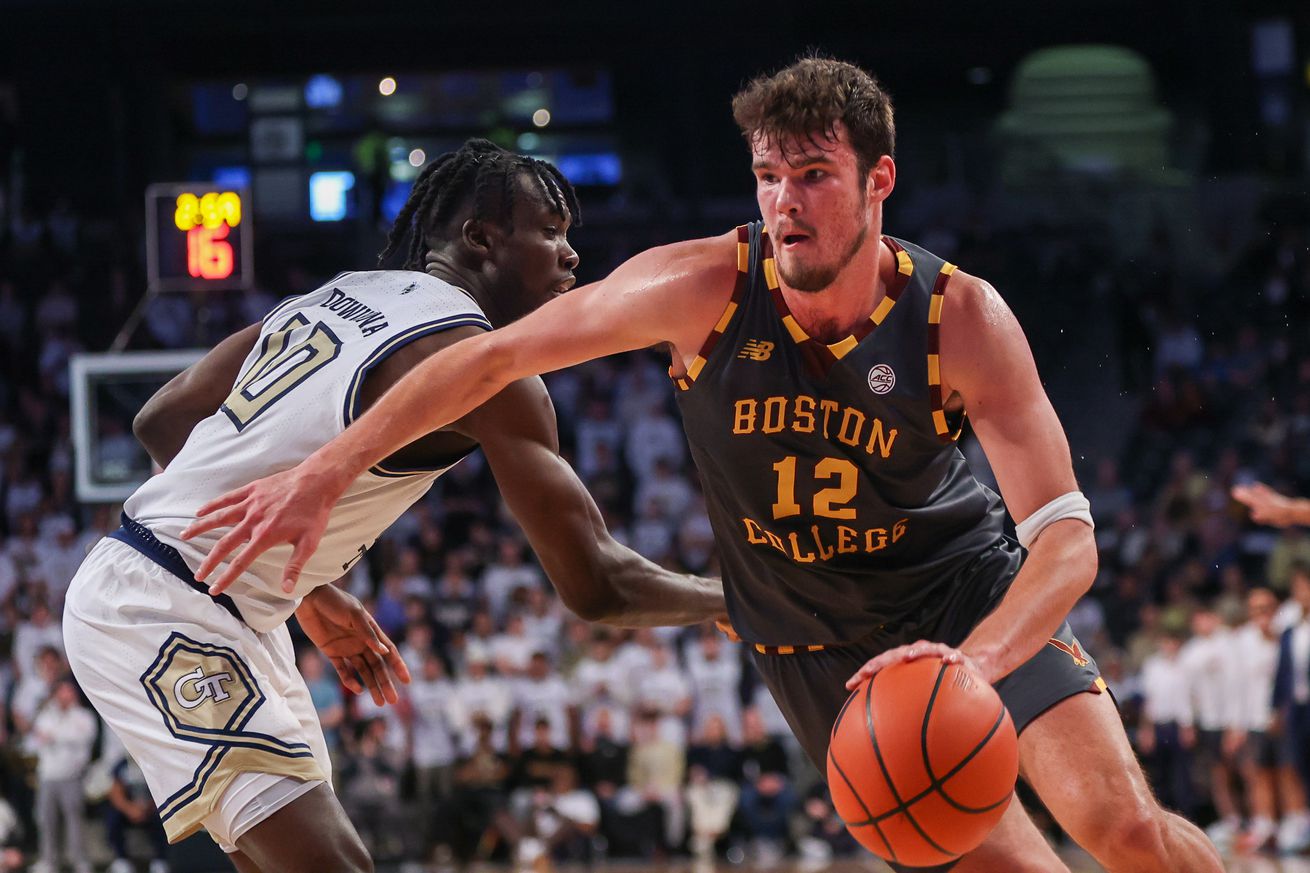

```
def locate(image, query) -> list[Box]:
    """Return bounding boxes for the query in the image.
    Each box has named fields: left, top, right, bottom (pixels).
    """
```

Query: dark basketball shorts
left=751, top=616, right=1102, bottom=873
left=1243, top=730, right=1281, bottom=769
left=1195, top=728, right=1227, bottom=764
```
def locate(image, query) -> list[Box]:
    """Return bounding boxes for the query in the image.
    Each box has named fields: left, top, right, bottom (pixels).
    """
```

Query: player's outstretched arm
left=1232, top=481, right=1310, bottom=527
left=133, top=323, right=262, bottom=467
left=456, top=376, right=725, bottom=627
left=183, top=233, right=737, bottom=595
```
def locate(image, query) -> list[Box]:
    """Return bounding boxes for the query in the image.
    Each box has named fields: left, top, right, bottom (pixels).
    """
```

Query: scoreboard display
left=146, top=183, right=253, bottom=292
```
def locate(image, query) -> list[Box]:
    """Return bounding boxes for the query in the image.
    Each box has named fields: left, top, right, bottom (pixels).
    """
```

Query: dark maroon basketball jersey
left=672, top=221, right=1013, bottom=646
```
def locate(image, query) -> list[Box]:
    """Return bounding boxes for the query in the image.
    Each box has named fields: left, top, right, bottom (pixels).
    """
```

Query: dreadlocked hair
left=378, top=138, right=581, bottom=270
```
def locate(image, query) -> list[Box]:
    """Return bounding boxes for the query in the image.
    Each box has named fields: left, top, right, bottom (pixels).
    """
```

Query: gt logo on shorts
left=173, top=667, right=236, bottom=709
left=738, top=340, right=775, bottom=361
left=141, top=633, right=264, bottom=740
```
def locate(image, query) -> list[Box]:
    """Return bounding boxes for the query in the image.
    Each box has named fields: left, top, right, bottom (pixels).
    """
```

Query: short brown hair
left=731, top=56, right=895, bottom=177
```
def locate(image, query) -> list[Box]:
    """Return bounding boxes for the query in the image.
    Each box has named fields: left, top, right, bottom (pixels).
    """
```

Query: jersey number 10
left=222, top=313, right=344, bottom=431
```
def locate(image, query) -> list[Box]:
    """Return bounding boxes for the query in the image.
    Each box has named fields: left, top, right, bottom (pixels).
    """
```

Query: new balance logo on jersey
left=173, top=666, right=236, bottom=709
left=738, top=340, right=775, bottom=361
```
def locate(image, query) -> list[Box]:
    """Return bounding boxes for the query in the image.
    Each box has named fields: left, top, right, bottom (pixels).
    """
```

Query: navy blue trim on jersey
left=110, top=514, right=246, bottom=625
left=341, top=313, right=493, bottom=476
left=260, top=291, right=311, bottom=325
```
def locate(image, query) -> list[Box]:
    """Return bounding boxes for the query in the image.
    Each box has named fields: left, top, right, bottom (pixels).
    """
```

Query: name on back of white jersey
left=320, top=287, right=390, bottom=336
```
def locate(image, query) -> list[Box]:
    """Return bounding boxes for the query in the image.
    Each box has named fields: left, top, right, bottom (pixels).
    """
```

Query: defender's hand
left=296, top=584, right=411, bottom=705
left=1232, top=482, right=1305, bottom=528
left=181, top=461, right=347, bottom=595
left=844, top=640, right=985, bottom=691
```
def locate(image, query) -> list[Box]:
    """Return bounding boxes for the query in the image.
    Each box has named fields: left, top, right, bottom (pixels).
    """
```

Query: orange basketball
left=826, top=656, right=1018, bottom=868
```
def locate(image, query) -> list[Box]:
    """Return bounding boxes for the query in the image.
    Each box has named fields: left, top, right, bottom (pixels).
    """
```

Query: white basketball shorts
left=63, top=537, right=331, bottom=845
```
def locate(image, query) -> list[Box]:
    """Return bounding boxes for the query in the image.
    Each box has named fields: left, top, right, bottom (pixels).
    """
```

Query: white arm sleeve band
left=1015, top=491, right=1093, bottom=551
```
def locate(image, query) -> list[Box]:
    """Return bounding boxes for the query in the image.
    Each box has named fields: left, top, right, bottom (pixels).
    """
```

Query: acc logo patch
left=140, top=633, right=264, bottom=743
left=867, top=363, right=896, bottom=394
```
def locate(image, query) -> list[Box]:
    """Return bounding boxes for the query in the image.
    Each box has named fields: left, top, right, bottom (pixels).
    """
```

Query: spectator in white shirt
left=1227, top=589, right=1309, bottom=851
left=10, top=646, right=62, bottom=736
left=409, top=652, right=459, bottom=856
left=574, top=400, right=624, bottom=481
left=571, top=632, right=631, bottom=706
left=520, top=586, right=563, bottom=659
left=398, top=621, right=438, bottom=674
left=511, top=652, right=574, bottom=753
left=612, top=629, right=656, bottom=687
left=1180, top=604, right=1243, bottom=846
left=1139, top=629, right=1196, bottom=819
left=28, top=678, right=96, bottom=873
left=464, top=609, right=498, bottom=651
left=686, top=632, right=743, bottom=745
left=490, top=614, right=537, bottom=678
left=633, top=644, right=692, bottom=748
left=480, top=538, right=544, bottom=624
left=676, top=501, right=716, bottom=575
left=391, top=547, right=434, bottom=599
left=12, top=599, right=62, bottom=681
left=447, top=651, right=513, bottom=755
left=1273, top=570, right=1310, bottom=853
left=30, top=517, right=82, bottom=610
left=633, top=458, right=694, bottom=524
left=629, top=499, right=675, bottom=565
left=624, top=402, right=685, bottom=484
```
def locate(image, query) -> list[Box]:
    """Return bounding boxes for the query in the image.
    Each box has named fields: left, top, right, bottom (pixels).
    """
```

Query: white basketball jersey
left=126, top=270, right=492, bottom=632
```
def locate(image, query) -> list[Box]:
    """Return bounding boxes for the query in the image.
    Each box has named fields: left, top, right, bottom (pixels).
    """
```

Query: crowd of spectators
left=1, top=174, right=1310, bottom=871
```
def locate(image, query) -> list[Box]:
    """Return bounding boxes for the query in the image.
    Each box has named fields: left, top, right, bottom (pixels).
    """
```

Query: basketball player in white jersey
left=63, top=140, right=724, bottom=873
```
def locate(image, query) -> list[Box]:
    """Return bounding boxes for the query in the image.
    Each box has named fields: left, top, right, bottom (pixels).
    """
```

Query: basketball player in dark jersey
left=186, top=59, right=1222, bottom=872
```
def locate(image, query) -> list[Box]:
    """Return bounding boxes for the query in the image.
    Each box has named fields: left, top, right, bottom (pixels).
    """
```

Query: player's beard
left=779, top=207, right=871, bottom=293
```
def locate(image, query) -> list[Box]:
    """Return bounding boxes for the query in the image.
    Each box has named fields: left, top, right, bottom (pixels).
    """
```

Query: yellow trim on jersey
left=737, top=242, right=750, bottom=273
left=928, top=293, right=945, bottom=325
left=927, top=354, right=941, bottom=386
left=763, top=258, right=779, bottom=291
left=687, top=356, right=707, bottom=380
left=871, top=295, right=896, bottom=325
left=714, top=301, right=740, bottom=334
left=827, top=335, right=859, bottom=359
left=781, top=315, right=809, bottom=343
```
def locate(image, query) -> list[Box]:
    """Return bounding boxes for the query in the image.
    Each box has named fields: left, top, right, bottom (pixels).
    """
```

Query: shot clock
left=145, top=183, right=253, bottom=292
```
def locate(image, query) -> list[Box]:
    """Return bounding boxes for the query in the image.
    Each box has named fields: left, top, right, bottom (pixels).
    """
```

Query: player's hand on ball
left=844, top=640, right=983, bottom=691
left=296, top=584, right=411, bottom=705
left=182, top=459, right=348, bottom=595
